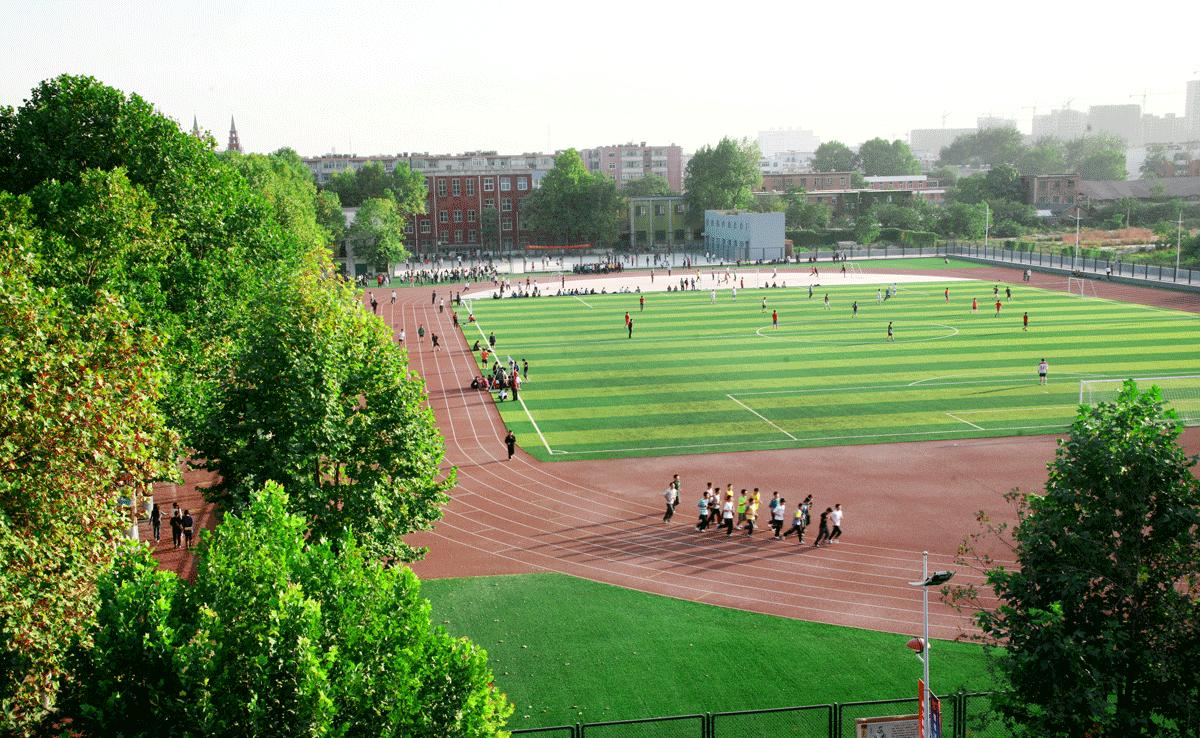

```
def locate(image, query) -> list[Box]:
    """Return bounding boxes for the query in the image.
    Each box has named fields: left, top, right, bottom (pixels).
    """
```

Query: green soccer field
left=463, top=275, right=1200, bottom=461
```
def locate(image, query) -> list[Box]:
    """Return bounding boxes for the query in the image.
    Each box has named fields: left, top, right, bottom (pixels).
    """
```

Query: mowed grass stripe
left=463, top=279, right=1200, bottom=460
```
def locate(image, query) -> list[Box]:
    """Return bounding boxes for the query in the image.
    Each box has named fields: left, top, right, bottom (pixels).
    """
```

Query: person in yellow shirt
left=744, top=496, right=759, bottom=536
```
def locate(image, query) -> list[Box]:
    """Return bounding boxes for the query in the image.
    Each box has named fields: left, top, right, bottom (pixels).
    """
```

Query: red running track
left=151, top=264, right=1199, bottom=641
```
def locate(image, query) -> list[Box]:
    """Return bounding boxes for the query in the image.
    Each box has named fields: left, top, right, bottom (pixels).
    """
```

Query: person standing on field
left=994, top=299, right=1002, bottom=317
left=772, top=309, right=779, bottom=328
left=640, top=295, right=645, bottom=311
left=1038, top=358, right=1048, bottom=386
left=887, top=321, right=894, bottom=342
left=627, top=318, right=633, bottom=338
left=1023, top=312, right=1029, bottom=331
left=971, top=297, right=977, bottom=313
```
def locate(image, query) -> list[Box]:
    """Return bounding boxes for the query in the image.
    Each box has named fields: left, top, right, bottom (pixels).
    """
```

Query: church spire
left=226, top=116, right=242, bottom=153
left=191, top=115, right=200, bottom=138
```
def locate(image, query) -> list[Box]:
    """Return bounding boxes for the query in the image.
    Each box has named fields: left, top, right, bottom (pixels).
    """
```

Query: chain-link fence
left=578, top=713, right=706, bottom=738
left=710, top=704, right=832, bottom=738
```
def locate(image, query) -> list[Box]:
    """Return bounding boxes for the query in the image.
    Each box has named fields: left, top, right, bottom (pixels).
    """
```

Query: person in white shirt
left=398, top=328, right=406, bottom=343
left=721, top=495, right=735, bottom=536
left=663, top=486, right=677, bottom=523
left=770, top=497, right=787, bottom=539
left=829, top=503, right=844, bottom=543
left=695, top=494, right=710, bottom=531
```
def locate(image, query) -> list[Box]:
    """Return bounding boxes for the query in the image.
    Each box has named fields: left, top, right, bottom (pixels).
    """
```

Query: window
left=467, top=209, right=476, bottom=223
left=454, top=209, right=463, bottom=223
left=452, top=179, right=461, bottom=196
left=655, top=205, right=666, bottom=216
left=609, top=163, right=616, bottom=170
left=501, top=198, right=512, bottom=212
left=454, top=230, right=464, bottom=243
left=466, top=179, right=475, bottom=195
left=517, top=177, right=529, bottom=191
left=675, top=204, right=685, bottom=214
left=484, top=198, right=494, bottom=209
left=439, top=210, right=449, bottom=224
left=500, top=177, right=512, bottom=191
left=436, top=179, right=447, bottom=197
left=502, top=218, right=513, bottom=231
left=405, top=223, right=414, bottom=234
left=655, top=230, right=666, bottom=242
left=420, top=220, right=431, bottom=234
left=636, top=205, right=647, bottom=216
left=483, top=177, right=495, bottom=192
left=503, top=237, right=514, bottom=249
left=468, top=230, right=477, bottom=243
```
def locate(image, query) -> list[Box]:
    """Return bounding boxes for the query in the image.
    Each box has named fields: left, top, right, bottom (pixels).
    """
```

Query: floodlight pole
left=1176, top=211, right=1183, bottom=278
left=921, top=551, right=931, bottom=736
left=983, top=202, right=990, bottom=251
left=1074, top=207, right=1081, bottom=271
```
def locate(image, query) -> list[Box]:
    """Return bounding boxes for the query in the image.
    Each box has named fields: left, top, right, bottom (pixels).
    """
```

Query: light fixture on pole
left=908, top=552, right=954, bottom=738
left=984, top=201, right=990, bottom=250
left=1176, top=210, right=1183, bottom=277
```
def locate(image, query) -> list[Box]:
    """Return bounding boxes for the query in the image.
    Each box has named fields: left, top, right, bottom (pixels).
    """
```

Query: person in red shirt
left=994, top=300, right=1002, bottom=317
left=971, top=297, right=978, bottom=313
left=639, top=295, right=645, bottom=311
left=772, top=309, right=778, bottom=329
left=1023, top=312, right=1029, bottom=331
left=625, top=311, right=630, bottom=327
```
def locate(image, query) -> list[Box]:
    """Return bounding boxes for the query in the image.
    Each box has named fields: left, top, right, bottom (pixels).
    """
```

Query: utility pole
left=1177, top=210, right=1184, bottom=277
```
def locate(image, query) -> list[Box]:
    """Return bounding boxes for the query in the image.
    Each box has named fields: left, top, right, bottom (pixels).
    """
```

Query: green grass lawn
left=465, top=275, right=1200, bottom=461
left=421, top=573, right=995, bottom=728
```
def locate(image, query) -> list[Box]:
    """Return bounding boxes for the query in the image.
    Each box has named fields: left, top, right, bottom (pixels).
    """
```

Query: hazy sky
left=3, top=0, right=1198, bottom=156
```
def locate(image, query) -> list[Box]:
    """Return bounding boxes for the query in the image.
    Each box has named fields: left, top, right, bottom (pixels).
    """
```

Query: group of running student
left=663, top=481, right=844, bottom=547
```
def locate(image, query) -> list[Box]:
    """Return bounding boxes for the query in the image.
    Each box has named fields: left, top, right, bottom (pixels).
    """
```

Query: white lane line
left=726, top=394, right=797, bottom=440
left=945, top=412, right=985, bottom=430
left=469, top=320, right=553, bottom=456
left=573, top=295, right=593, bottom=308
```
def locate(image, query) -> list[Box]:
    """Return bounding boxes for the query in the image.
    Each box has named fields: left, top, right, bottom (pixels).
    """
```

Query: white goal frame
left=1067, top=276, right=1098, bottom=298
left=1080, top=375, right=1200, bottom=426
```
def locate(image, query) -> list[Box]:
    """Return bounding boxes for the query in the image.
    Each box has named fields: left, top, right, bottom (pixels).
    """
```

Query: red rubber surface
left=150, top=263, right=1200, bottom=640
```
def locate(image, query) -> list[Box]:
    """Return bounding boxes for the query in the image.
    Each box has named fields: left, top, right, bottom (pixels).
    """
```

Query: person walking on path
left=504, top=430, right=517, bottom=460
left=829, top=504, right=844, bottom=543
left=399, top=327, right=406, bottom=343
left=182, top=509, right=195, bottom=550
left=150, top=503, right=162, bottom=542
left=370, top=293, right=378, bottom=314
left=439, top=298, right=445, bottom=313
left=1038, top=358, right=1048, bottom=386
left=170, top=507, right=183, bottom=549
left=813, top=507, right=833, bottom=547
left=390, top=289, right=397, bottom=304
left=663, top=485, right=677, bottom=523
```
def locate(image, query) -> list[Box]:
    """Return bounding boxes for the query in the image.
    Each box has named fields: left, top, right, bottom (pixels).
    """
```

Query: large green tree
left=195, top=271, right=451, bottom=561
left=811, top=141, right=858, bottom=172
left=857, top=138, right=921, bottom=176
left=953, top=382, right=1200, bottom=737
left=785, top=197, right=832, bottom=230
left=1066, top=134, right=1127, bottom=181
left=938, top=127, right=1026, bottom=168
left=65, top=483, right=512, bottom=737
left=682, top=137, right=761, bottom=227
left=349, top=196, right=410, bottom=270
left=323, top=160, right=428, bottom=213
left=520, top=149, right=622, bottom=246
left=1016, top=138, right=1069, bottom=176
left=937, top=202, right=988, bottom=239
left=622, top=173, right=674, bottom=197
left=0, top=202, right=176, bottom=733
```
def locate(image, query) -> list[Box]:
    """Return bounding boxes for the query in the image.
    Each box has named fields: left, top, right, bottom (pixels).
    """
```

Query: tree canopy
left=622, top=173, right=674, bottom=197
left=857, top=138, right=921, bottom=176
left=65, top=483, right=512, bottom=737
left=520, top=149, right=622, bottom=246
left=683, top=137, right=761, bottom=226
left=323, top=160, right=428, bottom=212
left=811, top=141, right=857, bottom=172
left=937, top=127, right=1026, bottom=169
left=952, top=382, right=1200, bottom=737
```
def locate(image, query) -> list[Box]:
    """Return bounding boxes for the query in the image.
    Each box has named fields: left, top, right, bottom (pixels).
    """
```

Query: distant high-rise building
left=908, top=128, right=974, bottom=155
left=1187, top=80, right=1200, bottom=139
left=977, top=116, right=1017, bottom=130
left=578, top=143, right=683, bottom=192
left=1031, top=109, right=1088, bottom=141
left=227, top=116, right=242, bottom=153
left=1087, top=104, right=1141, bottom=146
left=757, top=128, right=821, bottom=158
left=1142, top=113, right=1189, bottom=145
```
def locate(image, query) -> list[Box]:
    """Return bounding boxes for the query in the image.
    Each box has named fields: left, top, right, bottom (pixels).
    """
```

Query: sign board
left=855, top=714, right=919, bottom=738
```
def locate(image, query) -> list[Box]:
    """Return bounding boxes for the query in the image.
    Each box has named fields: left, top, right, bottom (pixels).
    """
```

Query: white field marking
left=945, top=413, right=985, bottom=430
left=754, top=322, right=960, bottom=344
left=734, top=376, right=1038, bottom=397
left=468, top=320, right=554, bottom=455
left=726, top=394, right=798, bottom=440
left=549, top=422, right=1068, bottom=456
left=950, top=404, right=1080, bottom=415
left=573, top=295, right=593, bottom=308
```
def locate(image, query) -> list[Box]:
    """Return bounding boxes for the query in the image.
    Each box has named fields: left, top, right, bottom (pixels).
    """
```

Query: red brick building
left=406, top=172, right=537, bottom=253
left=761, top=172, right=854, bottom=192
left=1020, top=174, right=1080, bottom=213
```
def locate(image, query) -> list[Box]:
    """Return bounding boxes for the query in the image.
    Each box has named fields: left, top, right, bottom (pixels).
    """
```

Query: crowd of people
left=662, top=478, right=844, bottom=548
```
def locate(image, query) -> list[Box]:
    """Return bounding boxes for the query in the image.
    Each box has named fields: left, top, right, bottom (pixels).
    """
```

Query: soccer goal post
left=1066, top=276, right=1098, bottom=298
left=845, top=262, right=863, bottom=276
left=1079, top=376, right=1200, bottom=426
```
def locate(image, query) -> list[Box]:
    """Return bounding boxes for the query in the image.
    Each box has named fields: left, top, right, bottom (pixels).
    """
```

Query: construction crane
left=1129, top=90, right=1172, bottom=109
left=1063, top=98, right=1074, bottom=111
left=941, top=111, right=950, bottom=128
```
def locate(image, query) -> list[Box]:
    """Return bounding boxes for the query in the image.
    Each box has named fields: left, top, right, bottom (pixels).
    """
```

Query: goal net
left=1080, top=376, right=1200, bottom=426
left=1066, top=276, right=1098, bottom=298
left=844, top=262, right=863, bottom=276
